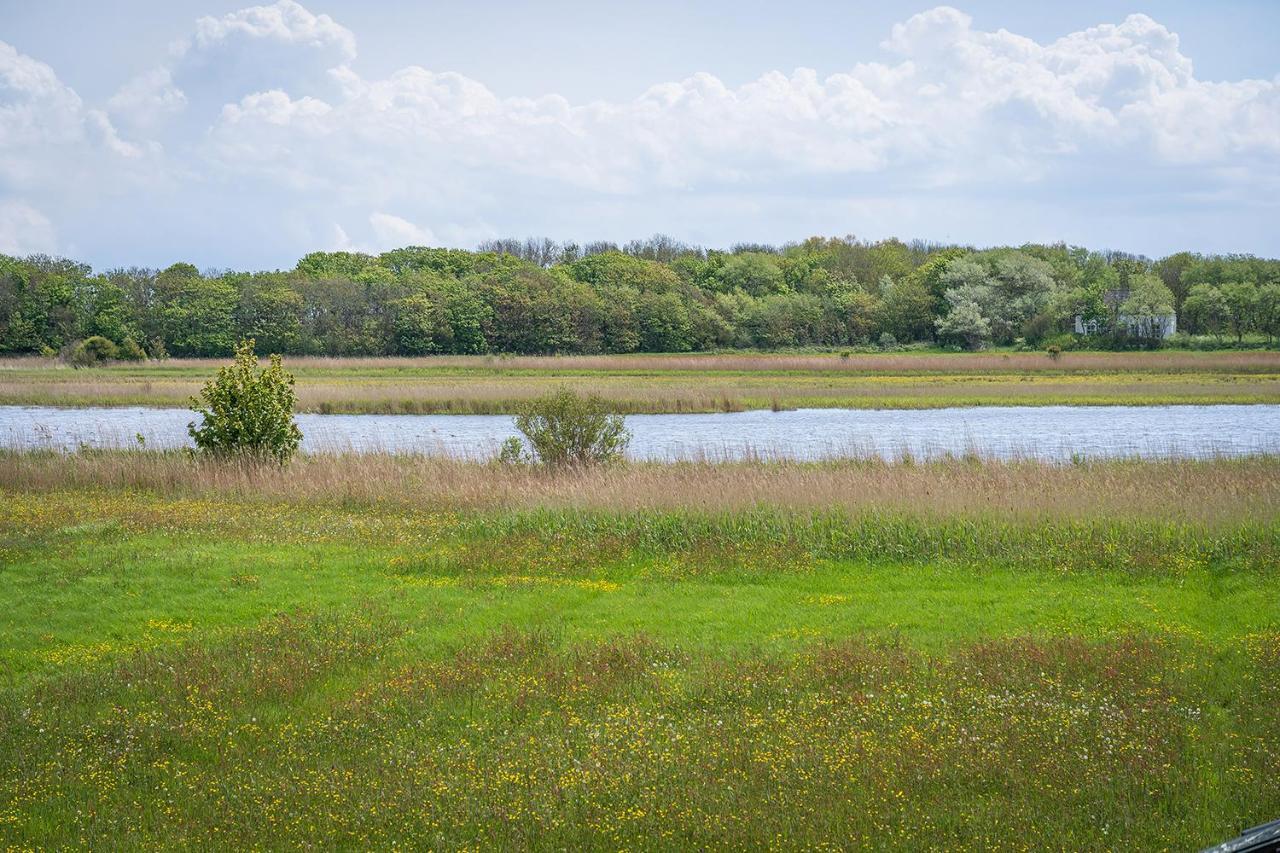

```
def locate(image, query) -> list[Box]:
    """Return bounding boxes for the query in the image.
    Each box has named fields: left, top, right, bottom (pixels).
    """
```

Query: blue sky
left=1, top=1, right=1278, bottom=269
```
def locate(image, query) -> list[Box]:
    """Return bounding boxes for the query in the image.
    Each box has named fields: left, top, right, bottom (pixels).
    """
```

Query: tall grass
left=3, top=350, right=1277, bottom=413
left=2, top=450, right=1278, bottom=522
left=6, top=350, right=1280, bottom=374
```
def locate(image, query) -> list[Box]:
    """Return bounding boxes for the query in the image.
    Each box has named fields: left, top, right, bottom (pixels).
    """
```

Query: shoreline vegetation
left=2, top=451, right=1278, bottom=847
left=3, top=450, right=1278, bottom=521
left=3, top=349, right=1279, bottom=413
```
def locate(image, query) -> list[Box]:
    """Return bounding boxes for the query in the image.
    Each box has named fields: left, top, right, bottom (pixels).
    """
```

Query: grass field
left=2, top=453, right=1278, bottom=848
left=3, top=350, right=1279, bottom=413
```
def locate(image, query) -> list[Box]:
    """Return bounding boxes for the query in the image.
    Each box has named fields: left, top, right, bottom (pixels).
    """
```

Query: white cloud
left=191, top=3, right=1279, bottom=202
left=108, top=0, right=356, bottom=134
left=106, top=67, right=187, bottom=130
left=1, top=39, right=149, bottom=190
left=0, top=41, right=84, bottom=150
left=0, top=200, right=57, bottom=255
left=191, top=0, right=356, bottom=62
left=369, top=212, right=436, bottom=248
left=3, top=3, right=1279, bottom=266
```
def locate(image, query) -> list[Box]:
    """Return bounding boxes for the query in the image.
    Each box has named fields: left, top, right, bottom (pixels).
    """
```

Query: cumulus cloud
left=0, top=200, right=57, bottom=255
left=369, top=213, right=436, bottom=248
left=191, top=3, right=1278, bottom=196
left=191, top=0, right=356, bottom=62
left=1, top=39, right=148, bottom=190
left=108, top=0, right=355, bottom=132
left=3, top=2, right=1279, bottom=266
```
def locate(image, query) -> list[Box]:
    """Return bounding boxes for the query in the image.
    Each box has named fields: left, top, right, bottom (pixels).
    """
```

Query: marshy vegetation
left=1, top=448, right=1278, bottom=847
left=2, top=338, right=1278, bottom=848
left=4, top=349, right=1279, bottom=414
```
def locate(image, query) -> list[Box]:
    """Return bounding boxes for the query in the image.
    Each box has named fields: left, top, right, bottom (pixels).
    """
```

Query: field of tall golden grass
left=3, top=450, right=1276, bottom=522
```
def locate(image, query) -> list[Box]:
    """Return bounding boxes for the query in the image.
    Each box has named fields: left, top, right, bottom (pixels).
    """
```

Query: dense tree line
left=2, top=236, right=1279, bottom=359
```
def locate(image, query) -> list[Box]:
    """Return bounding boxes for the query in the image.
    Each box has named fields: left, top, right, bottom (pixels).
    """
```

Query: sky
left=1, top=0, right=1278, bottom=270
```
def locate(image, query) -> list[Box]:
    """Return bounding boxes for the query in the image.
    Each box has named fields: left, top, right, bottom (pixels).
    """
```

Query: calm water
left=1, top=404, right=1277, bottom=462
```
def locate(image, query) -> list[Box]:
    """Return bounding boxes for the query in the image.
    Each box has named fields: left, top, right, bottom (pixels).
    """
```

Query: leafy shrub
left=1045, top=344, right=1062, bottom=361
left=147, top=337, right=169, bottom=360
left=497, top=436, right=529, bottom=466
left=119, top=338, right=147, bottom=361
left=877, top=332, right=898, bottom=351
left=66, top=336, right=120, bottom=367
left=1040, top=332, right=1077, bottom=352
left=512, top=387, right=630, bottom=467
left=188, top=339, right=302, bottom=464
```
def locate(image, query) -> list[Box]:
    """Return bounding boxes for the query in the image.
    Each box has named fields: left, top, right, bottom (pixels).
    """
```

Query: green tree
left=235, top=276, right=303, bottom=354
left=911, top=248, right=968, bottom=304
left=188, top=339, right=303, bottom=464
left=876, top=278, right=935, bottom=342
left=1119, top=274, right=1176, bottom=344
left=935, top=294, right=991, bottom=350
left=1255, top=283, right=1280, bottom=345
left=391, top=293, right=446, bottom=355
left=1181, top=284, right=1229, bottom=339
left=636, top=291, right=694, bottom=352
left=718, top=252, right=787, bottom=296
left=153, top=264, right=238, bottom=356
left=1221, top=281, right=1259, bottom=343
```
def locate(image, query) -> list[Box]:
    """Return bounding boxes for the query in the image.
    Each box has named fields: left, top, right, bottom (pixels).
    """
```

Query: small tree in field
left=188, top=339, right=302, bottom=464
left=510, top=387, right=630, bottom=468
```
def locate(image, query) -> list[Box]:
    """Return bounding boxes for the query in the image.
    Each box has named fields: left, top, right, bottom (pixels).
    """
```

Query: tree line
left=2, top=236, right=1278, bottom=359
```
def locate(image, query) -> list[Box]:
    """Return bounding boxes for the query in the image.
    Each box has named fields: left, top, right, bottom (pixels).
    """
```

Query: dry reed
left=5, top=350, right=1280, bottom=374
left=2, top=450, right=1276, bottom=523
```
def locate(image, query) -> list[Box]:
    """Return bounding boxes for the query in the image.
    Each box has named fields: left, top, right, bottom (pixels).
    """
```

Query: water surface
left=2, top=404, right=1277, bottom=462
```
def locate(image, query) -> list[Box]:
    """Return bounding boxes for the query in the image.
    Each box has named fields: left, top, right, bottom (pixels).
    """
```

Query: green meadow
left=2, top=455, right=1278, bottom=849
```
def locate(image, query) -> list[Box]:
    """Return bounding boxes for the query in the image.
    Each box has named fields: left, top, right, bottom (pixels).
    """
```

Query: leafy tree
left=511, top=387, right=630, bottom=467
left=876, top=278, right=935, bottom=342
left=824, top=280, right=878, bottom=344
left=296, top=252, right=388, bottom=281
left=188, top=339, right=302, bottom=464
left=1221, top=281, right=1259, bottom=343
left=391, top=293, right=446, bottom=355
left=566, top=252, right=679, bottom=291
left=1181, top=284, right=1229, bottom=339
left=1256, top=283, right=1280, bottom=345
left=718, top=252, right=787, bottom=296
left=936, top=293, right=991, bottom=350
left=911, top=248, right=968, bottom=304
left=1119, top=274, right=1176, bottom=344
left=636, top=291, right=694, bottom=352
left=235, top=276, right=303, bottom=355
left=78, top=277, right=139, bottom=345
left=153, top=264, right=238, bottom=356
left=1154, top=251, right=1198, bottom=312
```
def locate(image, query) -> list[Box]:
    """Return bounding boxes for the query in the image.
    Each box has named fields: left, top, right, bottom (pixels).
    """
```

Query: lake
left=2, top=404, right=1277, bottom=462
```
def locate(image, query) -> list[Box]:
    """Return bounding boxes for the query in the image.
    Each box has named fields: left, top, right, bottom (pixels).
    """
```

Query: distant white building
left=1074, top=313, right=1177, bottom=338
left=1074, top=288, right=1176, bottom=339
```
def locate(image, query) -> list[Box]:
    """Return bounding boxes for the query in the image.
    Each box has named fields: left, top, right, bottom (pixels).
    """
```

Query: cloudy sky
left=1, top=0, right=1278, bottom=269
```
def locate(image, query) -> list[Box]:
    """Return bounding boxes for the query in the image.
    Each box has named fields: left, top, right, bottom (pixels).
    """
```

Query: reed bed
left=3, top=450, right=1277, bottom=523
left=5, top=350, right=1279, bottom=418
left=6, top=350, right=1279, bottom=374
left=3, top=371, right=1278, bottom=414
